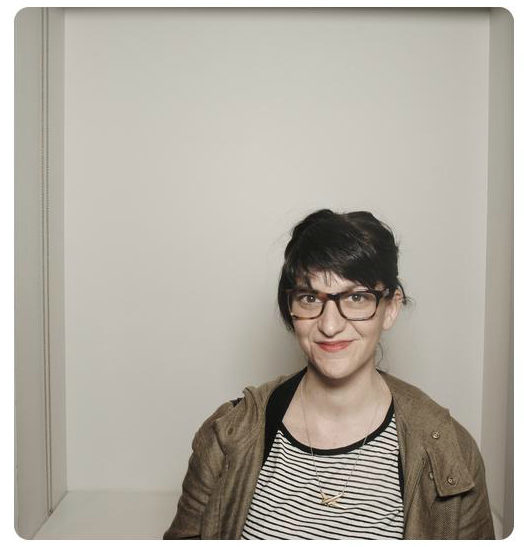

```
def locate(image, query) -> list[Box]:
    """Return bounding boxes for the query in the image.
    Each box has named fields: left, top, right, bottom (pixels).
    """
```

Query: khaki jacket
left=164, top=371, right=494, bottom=539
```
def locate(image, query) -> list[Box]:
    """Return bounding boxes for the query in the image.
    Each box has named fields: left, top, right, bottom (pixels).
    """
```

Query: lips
left=316, top=340, right=353, bottom=352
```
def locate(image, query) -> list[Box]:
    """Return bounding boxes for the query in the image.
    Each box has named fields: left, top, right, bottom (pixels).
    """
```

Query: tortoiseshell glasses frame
left=287, top=287, right=391, bottom=321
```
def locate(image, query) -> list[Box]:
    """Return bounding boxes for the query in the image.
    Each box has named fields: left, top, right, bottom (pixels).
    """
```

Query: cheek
left=366, top=327, right=385, bottom=348
left=353, top=319, right=384, bottom=345
left=293, top=324, right=314, bottom=350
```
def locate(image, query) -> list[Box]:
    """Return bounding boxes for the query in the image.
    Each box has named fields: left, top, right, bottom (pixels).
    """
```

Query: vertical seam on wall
left=40, top=6, right=54, bottom=517
left=480, top=7, right=493, bottom=454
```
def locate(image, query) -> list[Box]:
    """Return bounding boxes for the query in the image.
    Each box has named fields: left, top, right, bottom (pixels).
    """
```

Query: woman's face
left=292, top=271, right=401, bottom=383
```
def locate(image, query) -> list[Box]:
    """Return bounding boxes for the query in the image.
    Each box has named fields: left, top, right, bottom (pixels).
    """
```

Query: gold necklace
left=299, top=375, right=383, bottom=509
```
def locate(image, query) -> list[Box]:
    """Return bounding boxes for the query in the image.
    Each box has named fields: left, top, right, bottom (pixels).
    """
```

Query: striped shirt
left=241, top=403, right=404, bottom=540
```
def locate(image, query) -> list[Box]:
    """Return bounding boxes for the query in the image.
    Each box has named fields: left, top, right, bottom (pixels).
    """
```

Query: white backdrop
left=63, top=8, right=491, bottom=494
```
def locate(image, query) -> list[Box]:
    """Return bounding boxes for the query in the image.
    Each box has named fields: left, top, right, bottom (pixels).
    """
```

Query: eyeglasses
left=287, top=287, right=390, bottom=321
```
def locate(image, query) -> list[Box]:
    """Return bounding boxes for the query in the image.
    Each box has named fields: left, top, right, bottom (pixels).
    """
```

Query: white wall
left=63, top=8, right=492, bottom=495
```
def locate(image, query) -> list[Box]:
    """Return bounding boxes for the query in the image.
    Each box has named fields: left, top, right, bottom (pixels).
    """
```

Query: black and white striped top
left=241, top=403, right=404, bottom=540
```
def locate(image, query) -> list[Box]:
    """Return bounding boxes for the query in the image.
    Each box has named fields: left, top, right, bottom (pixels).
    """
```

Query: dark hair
left=277, top=209, right=407, bottom=331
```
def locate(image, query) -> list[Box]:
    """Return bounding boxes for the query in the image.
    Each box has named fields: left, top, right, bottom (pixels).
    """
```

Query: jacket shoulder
left=193, top=372, right=295, bottom=451
left=449, top=415, right=483, bottom=465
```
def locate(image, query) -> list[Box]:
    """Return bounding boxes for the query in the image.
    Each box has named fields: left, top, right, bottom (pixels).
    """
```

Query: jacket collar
left=381, top=372, right=475, bottom=497
left=213, top=373, right=286, bottom=453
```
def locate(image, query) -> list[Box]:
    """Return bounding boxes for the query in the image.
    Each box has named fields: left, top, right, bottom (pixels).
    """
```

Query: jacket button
left=431, top=431, right=440, bottom=439
left=429, top=472, right=434, bottom=480
left=447, top=476, right=457, bottom=485
left=227, top=427, right=234, bottom=435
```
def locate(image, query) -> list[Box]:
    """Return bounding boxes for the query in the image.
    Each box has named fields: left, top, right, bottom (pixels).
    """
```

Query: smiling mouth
left=316, top=341, right=353, bottom=352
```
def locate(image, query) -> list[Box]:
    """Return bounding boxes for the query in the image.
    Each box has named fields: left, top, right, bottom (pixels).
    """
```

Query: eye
left=297, top=293, right=321, bottom=304
left=343, top=291, right=374, bottom=305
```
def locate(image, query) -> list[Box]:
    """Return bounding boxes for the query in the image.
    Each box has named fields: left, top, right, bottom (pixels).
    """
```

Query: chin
left=310, top=358, right=359, bottom=382
left=308, top=350, right=374, bottom=383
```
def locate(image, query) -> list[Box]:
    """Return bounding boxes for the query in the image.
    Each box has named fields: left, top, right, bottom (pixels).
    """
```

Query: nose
left=317, top=300, right=347, bottom=337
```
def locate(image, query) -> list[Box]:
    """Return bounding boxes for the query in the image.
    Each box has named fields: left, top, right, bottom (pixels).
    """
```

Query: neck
left=304, top=362, right=389, bottom=419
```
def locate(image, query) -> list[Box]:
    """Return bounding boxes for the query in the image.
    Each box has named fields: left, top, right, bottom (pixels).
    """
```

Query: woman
left=163, top=209, right=494, bottom=540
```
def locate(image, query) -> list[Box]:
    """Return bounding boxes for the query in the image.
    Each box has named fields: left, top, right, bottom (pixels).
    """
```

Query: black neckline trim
left=263, top=368, right=306, bottom=463
left=279, top=400, right=395, bottom=455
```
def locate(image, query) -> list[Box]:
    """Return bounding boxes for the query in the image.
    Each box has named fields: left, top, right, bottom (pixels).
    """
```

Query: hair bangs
left=286, top=230, right=381, bottom=290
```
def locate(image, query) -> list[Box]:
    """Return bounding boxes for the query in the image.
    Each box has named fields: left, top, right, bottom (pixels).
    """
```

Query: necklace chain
left=299, top=374, right=383, bottom=508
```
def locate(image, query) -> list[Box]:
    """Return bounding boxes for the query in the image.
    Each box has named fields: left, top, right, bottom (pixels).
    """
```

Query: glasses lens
left=339, top=291, right=377, bottom=320
left=289, top=291, right=323, bottom=318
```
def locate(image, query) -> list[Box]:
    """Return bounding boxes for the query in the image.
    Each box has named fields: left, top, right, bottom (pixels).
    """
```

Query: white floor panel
left=32, top=491, right=504, bottom=540
left=34, top=490, right=179, bottom=539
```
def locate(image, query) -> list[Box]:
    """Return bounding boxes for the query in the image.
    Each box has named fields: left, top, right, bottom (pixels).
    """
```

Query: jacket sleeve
left=454, top=420, right=495, bottom=539
left=163, top=402, right=231, bottom=540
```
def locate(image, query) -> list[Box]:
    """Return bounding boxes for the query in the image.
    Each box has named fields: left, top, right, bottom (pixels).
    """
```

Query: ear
left=382, top=289, right=403, bottom=331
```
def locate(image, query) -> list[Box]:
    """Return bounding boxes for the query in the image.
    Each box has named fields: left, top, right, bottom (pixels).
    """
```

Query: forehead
left=298, top=271, right=364, bottom=292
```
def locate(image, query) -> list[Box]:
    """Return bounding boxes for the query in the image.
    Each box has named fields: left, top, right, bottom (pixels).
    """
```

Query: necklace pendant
left=320, top=492, right=344, bottom=508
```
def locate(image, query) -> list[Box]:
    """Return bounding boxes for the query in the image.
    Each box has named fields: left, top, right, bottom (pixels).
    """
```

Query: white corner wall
left=482, top=7, right=513, bottom=539
left=16, top=7, right=512, bottom=540
left=15, top=7, right=67, bottom=539
left=15, top=8, right=49, bottom=538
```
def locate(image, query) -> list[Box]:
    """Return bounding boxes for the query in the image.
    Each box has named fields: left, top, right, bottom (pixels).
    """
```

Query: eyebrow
left=294, top=274, right=369, bottom=292
left=294, top=284, right=368, bottom=293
